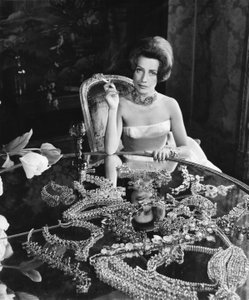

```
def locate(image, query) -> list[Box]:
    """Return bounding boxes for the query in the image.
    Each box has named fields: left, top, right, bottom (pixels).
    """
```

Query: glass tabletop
left=0, top=153, right=249, bottom=300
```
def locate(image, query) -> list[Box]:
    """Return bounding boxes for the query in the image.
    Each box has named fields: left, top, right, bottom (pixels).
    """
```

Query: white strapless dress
left=122, top=120, right=221, bottom=172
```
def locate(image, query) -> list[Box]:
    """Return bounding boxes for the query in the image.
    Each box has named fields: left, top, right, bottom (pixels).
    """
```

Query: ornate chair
left=79, top=73, right=134, bottom=152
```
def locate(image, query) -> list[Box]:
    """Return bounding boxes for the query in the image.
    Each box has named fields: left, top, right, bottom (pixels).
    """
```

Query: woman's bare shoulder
left=159, top=93, right=180, bottom=108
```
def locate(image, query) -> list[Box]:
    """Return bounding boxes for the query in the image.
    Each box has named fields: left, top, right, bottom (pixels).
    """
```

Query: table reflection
left=0, top=153, right=249, bottom=300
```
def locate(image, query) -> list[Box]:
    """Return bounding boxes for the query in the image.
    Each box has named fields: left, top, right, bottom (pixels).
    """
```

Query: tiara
left=118, top=162, right=172, bottom=188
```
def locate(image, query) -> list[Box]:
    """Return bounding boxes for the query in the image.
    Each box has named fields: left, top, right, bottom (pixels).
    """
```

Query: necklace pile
left=131, top=88, right=157, bottom=105
left=22, top=163, right=249, bottom=300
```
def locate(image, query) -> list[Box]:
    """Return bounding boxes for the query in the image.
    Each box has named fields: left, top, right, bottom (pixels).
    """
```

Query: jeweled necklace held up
left=131, top=89, right=157, bottom=106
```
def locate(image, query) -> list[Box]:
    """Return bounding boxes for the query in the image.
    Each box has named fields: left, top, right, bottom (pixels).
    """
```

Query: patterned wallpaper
left=167, top=0, right=249, bottom=175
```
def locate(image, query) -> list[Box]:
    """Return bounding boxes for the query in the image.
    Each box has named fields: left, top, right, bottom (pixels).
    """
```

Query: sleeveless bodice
left=122, top=120, right=170, bottom=151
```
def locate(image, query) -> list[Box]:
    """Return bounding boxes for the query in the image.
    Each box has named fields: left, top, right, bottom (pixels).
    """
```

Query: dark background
left=0, top=0, right=168, bottom=142
left=0, top=0, right=249, bottom=181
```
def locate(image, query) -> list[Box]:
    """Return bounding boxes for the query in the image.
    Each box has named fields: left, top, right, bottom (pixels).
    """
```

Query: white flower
left=19, top=152, right=50, bottom=179
left=0, top=216, right=13, bottom=271
left=0, top=283, right=15, bottom=299
left=0, top=177, right=3, bottom=196
left=0, top=231, right=8, bottom=262
left=0, top=231, right=13, bottom=271
left=0, top=216, right=9, bottom=231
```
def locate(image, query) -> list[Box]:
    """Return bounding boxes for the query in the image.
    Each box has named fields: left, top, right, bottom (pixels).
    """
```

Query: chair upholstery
left=79, top=73, right=134, bottom=152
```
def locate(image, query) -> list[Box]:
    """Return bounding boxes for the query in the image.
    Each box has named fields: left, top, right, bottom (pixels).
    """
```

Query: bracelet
left=162, top=146, right=180, bottom=158
left=169, top=147, right=179, bottom=158
left=41, top=181, right=76, bottom=207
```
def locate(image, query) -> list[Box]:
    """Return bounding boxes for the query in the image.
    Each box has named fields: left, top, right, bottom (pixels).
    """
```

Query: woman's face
left=130, top=189, right=152, bottom=206
left=131, top=189, right=154, bottom=224
left=133, top=55, right=159, bottom=96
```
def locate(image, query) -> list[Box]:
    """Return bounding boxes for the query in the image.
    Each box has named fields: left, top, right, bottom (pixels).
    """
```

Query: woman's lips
left=138, top=84, right=147, bottom=89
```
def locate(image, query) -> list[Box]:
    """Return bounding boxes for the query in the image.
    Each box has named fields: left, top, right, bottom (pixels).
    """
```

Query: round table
left=0, top=153, right=249, bottom=300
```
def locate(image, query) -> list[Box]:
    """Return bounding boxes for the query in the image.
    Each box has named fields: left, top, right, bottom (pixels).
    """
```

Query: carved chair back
left=79, top=73, right=134, bottom=152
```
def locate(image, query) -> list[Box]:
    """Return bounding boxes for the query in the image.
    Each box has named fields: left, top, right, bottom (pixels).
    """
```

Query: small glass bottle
left=14, top=55, right=26, bottom=98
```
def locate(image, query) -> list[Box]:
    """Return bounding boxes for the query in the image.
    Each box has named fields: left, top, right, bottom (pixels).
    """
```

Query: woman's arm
left=104, top=83, right=123, bottom=155
left=168, top=99, right=194, bottom=159
left=153, top=98, right=193, bottom=161
left=169, top=99, right=188, bottom=146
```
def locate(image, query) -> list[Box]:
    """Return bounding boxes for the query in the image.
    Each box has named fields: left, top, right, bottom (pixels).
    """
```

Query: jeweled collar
left=130, top=88, right=157, bottom=106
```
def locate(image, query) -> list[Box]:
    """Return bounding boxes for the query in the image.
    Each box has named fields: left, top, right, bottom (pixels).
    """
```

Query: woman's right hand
left=104, top=82, right=119, bottom=110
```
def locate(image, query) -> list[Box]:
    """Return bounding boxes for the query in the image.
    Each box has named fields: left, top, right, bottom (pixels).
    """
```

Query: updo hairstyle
left=129, top=36, right=173, bottom=82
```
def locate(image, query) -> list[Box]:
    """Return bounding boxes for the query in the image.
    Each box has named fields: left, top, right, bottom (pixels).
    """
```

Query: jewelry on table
left=42, top=219, right=104, bottom=262
left=23, top=230, right=91, bottom=293
left=191, top=180, right=234, bottom=198
left=61, top=174, right=125, bottom=221
left=62, top=183, right=127, bottom=223
left=155, top=192, right=217, bottom=240
left=73, top=181, right=125, bottom=204
left=118, top=162, right=172, bottom=188
left=64, top=201, right=131, bottom=221
left=90, top=227, right=249, bottom=300
left=170, top=165, right=234, bottom=200
left=41, top=181, right=76, bottom=206
left=180, top=194, right=217, bottom=216
left=24, top=160, right=249, bottom=298
left=102, top=206, right=147, bottom=243
left=208, top=245, right=249, bottom=300
left=216, top=194, right=249, bottom=240
left=128, top=177, right=155, bottom=194
left=170, top=165, right=202, bottom=195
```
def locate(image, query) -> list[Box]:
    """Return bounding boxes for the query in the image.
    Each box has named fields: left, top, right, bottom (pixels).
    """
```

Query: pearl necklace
left=131, top=89, right=157, bottom=105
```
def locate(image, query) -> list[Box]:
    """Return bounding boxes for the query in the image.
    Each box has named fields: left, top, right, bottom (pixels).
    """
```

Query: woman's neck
left=131, top=89, right=157, bottom=106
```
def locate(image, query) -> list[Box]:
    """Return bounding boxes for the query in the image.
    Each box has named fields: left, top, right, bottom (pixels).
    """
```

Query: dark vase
left=2, top=53, right=27, bottom=105
left=14, top=55, right=27, bottom=102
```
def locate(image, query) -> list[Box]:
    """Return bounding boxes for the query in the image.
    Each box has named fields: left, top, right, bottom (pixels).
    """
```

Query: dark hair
left=129, top=36, right=173, bottom=82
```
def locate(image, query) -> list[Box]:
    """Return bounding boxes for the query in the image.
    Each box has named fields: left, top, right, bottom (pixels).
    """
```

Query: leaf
left=1, top=154, right=14, bottom=169
left=15, top=292, right=40, bottom=300
left=40, top=143, right=62, bottom=165
left=3, top=129, right=33, bottom=156
left=21, top=269, right=42, bottom=282
left=19, top=258, right=43, bottom=272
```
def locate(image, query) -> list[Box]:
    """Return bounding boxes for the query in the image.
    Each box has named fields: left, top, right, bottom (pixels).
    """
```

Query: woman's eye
left=150, top=71, right=157, bottom=76
left=136, top=196, right=145, bottom=200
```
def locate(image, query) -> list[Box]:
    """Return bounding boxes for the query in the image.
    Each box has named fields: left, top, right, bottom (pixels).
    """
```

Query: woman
left=104, top=36, right=221, bottom=172
left=128, top=179, right=166, bottom=226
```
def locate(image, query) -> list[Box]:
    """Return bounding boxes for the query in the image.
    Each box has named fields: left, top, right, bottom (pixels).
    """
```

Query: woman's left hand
left=152, top=146, right=178, bottom=161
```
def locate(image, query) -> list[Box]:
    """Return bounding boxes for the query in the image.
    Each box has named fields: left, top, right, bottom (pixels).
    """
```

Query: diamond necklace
left=131, top=89, right=157, bottom=106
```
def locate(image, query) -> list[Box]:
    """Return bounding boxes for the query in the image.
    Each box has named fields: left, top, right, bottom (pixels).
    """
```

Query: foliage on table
left=0, top=129, right=62, bottom=195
